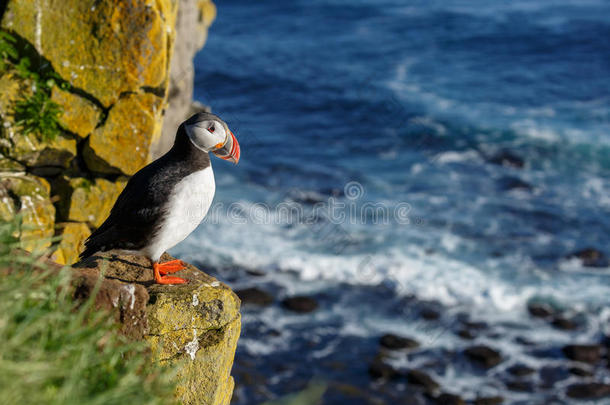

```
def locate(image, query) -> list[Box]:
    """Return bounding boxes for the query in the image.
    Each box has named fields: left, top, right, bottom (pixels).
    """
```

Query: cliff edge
left=74, top=252, right=241, bottom=405
left=0, top=0, right=215, bottom=263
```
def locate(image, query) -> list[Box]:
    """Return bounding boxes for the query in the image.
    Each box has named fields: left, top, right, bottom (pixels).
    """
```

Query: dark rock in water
left=498, top=176, right=532, bottom=191
left=551, top=316, right=579, bottom=330
left=434, top=393, right=465, bottom=405
left=505, top=380, right=535, bottom=392
left=380, top=334, right=420, bottom=350
left=281, top=296, right=318, bottom=313
left=457, top=329, right=476, bottom=340
left=527, top=302, right=554, bottom=318
left=507, top=364, right=535, bottom=377
left=245, top=269, right=266, bottom=277
left=462, top=320, right=488, bottom=330
left=569, top=366, right=594, bottom=377
left=474, top=396, right=504, bottom=405
left=567, top=248, right=609, bottom=268
left=464, top=345, right=503, bottom=368
left=562, top=344, right=602, bottom=364
left=566, top=383, right=610, bottom=399
left=515, top=336, right=535, bottom=346
left=488, top=150, right=525, bottom=168
left=405, top=369, right=439, bottom=394
left=421, top=307, right=441, bottom=320
left=268, top=329, right=282, bottom=337
left=456, top=319, right=487, bottom=340
left=539, top=365, right=570, bottom=388
left=236, top=287, right=274, bottom=306
left=368, top=356, right=400, bottom=381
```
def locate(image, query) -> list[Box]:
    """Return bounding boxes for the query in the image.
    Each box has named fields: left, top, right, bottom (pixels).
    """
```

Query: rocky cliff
left=73, top=252, right=241, bottom=405
left=0, top=0, right=215, bottom=263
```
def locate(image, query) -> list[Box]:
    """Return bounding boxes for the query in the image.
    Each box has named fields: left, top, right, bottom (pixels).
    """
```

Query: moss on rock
left=6, top=130, right=77, bottom=169
left=0, top=174, right=55, bottom=251
left=0, top=154, right=25, bottom=172
left=0, top=70, right=76, bottom=169
left=74, top=252, right=241, bottom=404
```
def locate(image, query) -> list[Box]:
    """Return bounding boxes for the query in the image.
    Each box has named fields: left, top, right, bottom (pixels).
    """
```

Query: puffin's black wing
left=80, top=157, right=180, bottom=259
left=80, top=124, right=211, bottom=260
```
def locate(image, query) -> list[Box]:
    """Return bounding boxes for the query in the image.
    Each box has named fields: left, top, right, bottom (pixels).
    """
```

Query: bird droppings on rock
left=120, top=284, right=136, bottom=310
left=184, top=329, right=199, bottom=361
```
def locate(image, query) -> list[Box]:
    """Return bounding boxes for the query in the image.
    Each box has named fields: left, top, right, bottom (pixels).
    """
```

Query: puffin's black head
left=183, top=112, right=240, bottom=164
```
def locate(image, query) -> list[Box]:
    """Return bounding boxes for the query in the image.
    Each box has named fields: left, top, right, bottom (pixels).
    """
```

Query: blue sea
left=174, top=0, right=610, bottom=403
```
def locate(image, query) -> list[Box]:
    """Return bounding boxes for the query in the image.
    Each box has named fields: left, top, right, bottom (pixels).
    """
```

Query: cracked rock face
left=74, top=252, right=241, bottom=405
left=0, top=0, right=216, bottom=262
left=0, top=174, right=55, bottom=252
left=2, top=0, right=177, bottom=107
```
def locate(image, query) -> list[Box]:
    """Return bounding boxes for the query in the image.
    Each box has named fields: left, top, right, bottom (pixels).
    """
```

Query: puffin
left=80, top=112, right=240, bottom=284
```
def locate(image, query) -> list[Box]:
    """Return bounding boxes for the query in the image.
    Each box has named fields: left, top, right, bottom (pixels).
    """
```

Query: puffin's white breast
left=145, top=166, right=215, bottom=261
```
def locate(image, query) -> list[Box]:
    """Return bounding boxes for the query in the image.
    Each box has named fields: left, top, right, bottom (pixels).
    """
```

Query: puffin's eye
left=208, top=124, right=215, bottom=133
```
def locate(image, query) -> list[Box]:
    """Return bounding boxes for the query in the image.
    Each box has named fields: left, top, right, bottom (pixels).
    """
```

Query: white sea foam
left=176, top=214, right=610, bottom=314
left=434, top=150, right=480, bottom=165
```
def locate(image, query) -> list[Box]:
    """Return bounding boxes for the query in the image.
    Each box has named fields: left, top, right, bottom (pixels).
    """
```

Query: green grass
left=13, top=89, right=63, bottom=142
left=0, top=219, right=178, bottom=405
left=0, top=30, right=63, bottom=142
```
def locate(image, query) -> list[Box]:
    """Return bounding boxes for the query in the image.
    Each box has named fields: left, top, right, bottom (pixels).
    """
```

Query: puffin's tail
left=79, top=237, right=102, bottom=260
left=79, top=227, right=113, bottom=260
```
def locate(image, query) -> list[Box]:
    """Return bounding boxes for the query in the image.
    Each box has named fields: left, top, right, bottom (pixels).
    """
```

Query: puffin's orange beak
left=213, top=130, right=240, bottom=164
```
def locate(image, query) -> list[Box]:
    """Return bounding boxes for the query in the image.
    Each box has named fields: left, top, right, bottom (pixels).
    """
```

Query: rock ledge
left=74, top=252, right=241, bottom=405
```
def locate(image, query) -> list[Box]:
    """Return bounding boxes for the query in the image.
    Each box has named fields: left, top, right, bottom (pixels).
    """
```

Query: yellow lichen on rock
left=53, top=176, right=127, bottom=228
left=0, top=70, right=77, bottom=169
left=1, top=0, right=179, bottom=107
left=7, top=131, right=77, bottom=169
left=51, top=87, right=101, bottom=138
left=83, top=93, right=164, bottom=175
left=200, top=0, right=217, bottom=27
left=73, top=252, right=241, bottom=404
left=0, top=174, right=55, bottom=252
left=52, top=222, right=91, bottom=265
left=147, top=255, right=241, bottom=405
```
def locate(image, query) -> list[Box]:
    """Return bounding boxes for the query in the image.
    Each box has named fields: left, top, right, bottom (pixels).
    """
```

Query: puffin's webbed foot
left=153, top=261, right=187, bottom=284
left=157, top=259, right=186, bottom=275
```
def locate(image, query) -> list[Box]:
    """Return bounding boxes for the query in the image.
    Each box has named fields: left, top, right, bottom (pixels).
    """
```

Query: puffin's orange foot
left=157, top=259, right=187, bottom=275
left=153, top=262, right=187, bottom=284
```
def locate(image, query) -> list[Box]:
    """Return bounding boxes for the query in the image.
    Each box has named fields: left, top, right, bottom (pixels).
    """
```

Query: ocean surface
left=173, top=0, right=610, bottom=403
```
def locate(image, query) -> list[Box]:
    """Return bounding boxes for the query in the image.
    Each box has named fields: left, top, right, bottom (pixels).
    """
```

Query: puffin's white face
left=185, top=119, right=228, bottom=152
